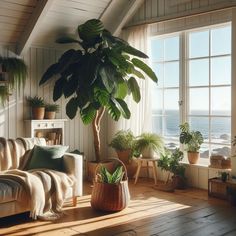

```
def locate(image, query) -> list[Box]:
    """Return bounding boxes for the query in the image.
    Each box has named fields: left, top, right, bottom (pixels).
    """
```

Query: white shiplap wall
left=0, top=44, right=109, bottom=161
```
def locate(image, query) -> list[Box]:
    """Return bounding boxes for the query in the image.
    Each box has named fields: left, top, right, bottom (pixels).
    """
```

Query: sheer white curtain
left=107, top=25, right=152, bottom=156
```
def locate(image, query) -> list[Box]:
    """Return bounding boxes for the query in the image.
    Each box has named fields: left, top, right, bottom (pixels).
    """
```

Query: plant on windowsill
left=135, top=132, right=164, bottom=159
left=158, top=148, right=186, bottom=190
left=26, top=96, right=45, bottom=120
left=45, top=103, right=59, bottom=119
left=179, top=122, right=204, bottom=164
left=39, top=19, right=157, bottom=180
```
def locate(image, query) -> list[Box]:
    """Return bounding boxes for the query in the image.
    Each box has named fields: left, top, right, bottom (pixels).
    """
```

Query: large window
left=150, top=24, right=231, bottom=162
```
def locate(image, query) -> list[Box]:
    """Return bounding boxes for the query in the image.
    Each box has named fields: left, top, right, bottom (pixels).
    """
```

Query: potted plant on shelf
left=158, top=148, right=186, bottom=190
left=27, top=96, right=45, bottom=120
left=135, top=133, right=164, bottom=159
left=45, top=103, right=59, bottom=119
left=39, top=19, right=157, bottom=179
left=179, top=122, right=204, bottom=164
left=0, top=56, right=27, bottom=105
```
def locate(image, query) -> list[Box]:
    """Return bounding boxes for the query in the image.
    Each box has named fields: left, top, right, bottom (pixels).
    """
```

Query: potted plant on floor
left=135, top=133, right=164, bottom=159
left=39, top=19, right=157, bottom=180
left=158, top=148, right=186, bottom=190
left=45, top=103, right=59, bottom=119
left=109, top=130, right=137, bottom=178
left=27, top=96, right=45, bottom=120
left=179, top=122, right=204, bottom=164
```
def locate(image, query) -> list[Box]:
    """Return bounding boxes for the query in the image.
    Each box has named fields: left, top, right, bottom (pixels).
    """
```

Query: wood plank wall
left=0, top=44, right=109, bottom=162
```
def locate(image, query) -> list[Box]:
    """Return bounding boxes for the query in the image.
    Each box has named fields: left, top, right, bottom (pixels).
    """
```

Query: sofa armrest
left=63, top=153, right=83, bottom=197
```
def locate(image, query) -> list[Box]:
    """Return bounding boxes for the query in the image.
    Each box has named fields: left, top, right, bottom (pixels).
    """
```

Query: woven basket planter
left=90, top=158, right=130, bottom=212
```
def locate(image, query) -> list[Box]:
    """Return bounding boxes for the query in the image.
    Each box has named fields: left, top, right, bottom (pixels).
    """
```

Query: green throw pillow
left=26, top=145, right=68, bottom=172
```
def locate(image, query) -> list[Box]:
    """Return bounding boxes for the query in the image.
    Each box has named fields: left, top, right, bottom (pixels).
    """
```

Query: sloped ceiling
left=0, top=0, right=144, bottom=55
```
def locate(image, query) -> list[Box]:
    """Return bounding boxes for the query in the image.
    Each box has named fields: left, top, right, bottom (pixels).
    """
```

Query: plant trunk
left=92, top=107, right=105, bottom=163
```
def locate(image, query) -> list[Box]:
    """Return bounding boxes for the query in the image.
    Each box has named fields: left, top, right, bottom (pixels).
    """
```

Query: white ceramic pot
left=141, top=147, right=155, bottom=159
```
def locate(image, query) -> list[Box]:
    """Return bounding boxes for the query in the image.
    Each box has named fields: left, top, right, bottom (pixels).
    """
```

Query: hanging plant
left=0, top=86, right=10, bottom=106
left=0, top=56, right=28, bottom=105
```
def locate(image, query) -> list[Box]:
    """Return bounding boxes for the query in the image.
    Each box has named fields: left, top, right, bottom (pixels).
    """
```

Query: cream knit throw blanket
left=0, top=139, right=74, bottom=220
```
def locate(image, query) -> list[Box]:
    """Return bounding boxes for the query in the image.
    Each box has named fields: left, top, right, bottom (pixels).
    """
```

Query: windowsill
left=180, top=161, right=231, bottom=171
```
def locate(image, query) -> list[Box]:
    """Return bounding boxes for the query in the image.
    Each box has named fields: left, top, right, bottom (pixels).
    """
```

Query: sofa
left=0, top=137, right=83, bottom=218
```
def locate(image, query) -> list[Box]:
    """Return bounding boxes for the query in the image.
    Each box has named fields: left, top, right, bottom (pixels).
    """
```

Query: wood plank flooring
left=0, top=178, right=236, bottom=236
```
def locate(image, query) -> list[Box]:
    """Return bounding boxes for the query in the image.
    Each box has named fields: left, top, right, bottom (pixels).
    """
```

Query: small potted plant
left=27, top=96, right=45, bottom=120
left=179, top=122, right=204, bottom=164
left=45, top=103, right=59, bottom=119
left=158, top=148, right=186, bottom=190
left=109, top=130, right=135, bottom=164
left=135, top=133, right=164, bottom=159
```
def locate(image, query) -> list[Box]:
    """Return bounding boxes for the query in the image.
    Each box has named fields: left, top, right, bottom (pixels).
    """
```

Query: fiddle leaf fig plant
left=40, top=19, right=158, bottom=162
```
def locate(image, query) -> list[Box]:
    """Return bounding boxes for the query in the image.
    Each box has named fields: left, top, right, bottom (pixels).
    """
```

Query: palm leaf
left=80, top=103, right=97, bottom=124
left=114, top=98, right=131, bottom=119
left=127, top=77, right=141, bottom=103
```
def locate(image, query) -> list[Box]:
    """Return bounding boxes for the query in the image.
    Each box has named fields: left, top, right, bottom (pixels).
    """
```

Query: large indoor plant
left=39, top=19, right=157, bottom=167
left=0, top=56, right=27, bottom=105
left=135, top=133, right=164, bottom=159
left=179, top=122, right=204, bottom=164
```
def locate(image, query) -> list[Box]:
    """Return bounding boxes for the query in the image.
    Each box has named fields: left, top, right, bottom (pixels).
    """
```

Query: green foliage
left=158, top=148, right=185, bottom=177
left=45, top=103, right=59, bottom=112
left=39, top=18, right=158, bottom=122
left=179, top=122, right=204, bottom=152
left=0, top=56, right=28, bottom=105
left=98, top=165, right=124, bottom=184
left=26, top=96, right=45, bottom=107
left=109, top=130, right=135, bottom=151
left=135, top=133, right=164, bottom=154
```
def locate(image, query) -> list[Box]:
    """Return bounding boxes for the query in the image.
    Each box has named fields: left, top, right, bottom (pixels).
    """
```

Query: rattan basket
left=90, top=158, right=130, bottom=212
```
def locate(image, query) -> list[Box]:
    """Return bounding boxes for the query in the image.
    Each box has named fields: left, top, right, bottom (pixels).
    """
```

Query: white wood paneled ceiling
left=0, top=0, right=144, bottom=55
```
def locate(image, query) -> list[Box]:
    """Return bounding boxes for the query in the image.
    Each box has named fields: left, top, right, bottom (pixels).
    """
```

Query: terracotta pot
left=116, top=149, right=132, bottom=164
left=87, top=161, right=114, bottom=182
left=45, top=111, right=56, bottom=119
left=32, top=107, right=45, bottom=120
left=187, top=151, right=200, bottom=164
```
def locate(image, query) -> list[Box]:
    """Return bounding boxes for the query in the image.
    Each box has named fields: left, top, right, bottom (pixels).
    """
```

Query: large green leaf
left=114, top=98, right=131, bottom=119
left=132, top=58, right=158, bottom=82
left=77, top=89, right=90, bottom=109
left=53, top=77, right=66, bottom=101
left=128, top=77, right=141, bottom=103
left=107, top=99, right=121, bottom=121
left=56, top=36, right=80, bottom=44
left=114, top=80, right=128, bottom=99
left=66, top=97, right=78, bottom=119
left=111, top=166, right=123, bottom=183
left=78, top=19, right=104, bottom=42
left=94, top=87, right=110, bottom=106
left=99, top=66, right=115, bottom=93
left=63, top=75, right=79, bottom=98
left=122, top=45, right=148, bottom=58
left=80, top=103, right=97, bottom=124
left=40, top=63, right=59, bottom=85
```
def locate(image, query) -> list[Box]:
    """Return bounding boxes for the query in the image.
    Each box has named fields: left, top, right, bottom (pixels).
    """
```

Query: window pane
left=164, top=62, right=179, bottom=87
left=189, top=117, right=209, bottom=140
left=211, top=117, right=231, bottom=144
left=211, top=26, right=231, bottom=56
left=211, top=56, right=231, bottom=85
left=164, top=89, right=179, bottom=111
left=189, top=88, right=209, bottom=115
left=164, top=36, right=179, bottom=61
left=152, top=88, right=163, bottom=114
left=152, top=116, right=162, bottom=135
left=211, top=144, right=231, bottom=157
left=189, top=59, right=209, bottom=86
left=211, top=87, right=231, bottom=116
left=152, top=63, right=163, bottom=87
left=189, top=30, right=209, bottom=58
left=151, top=38, right=164, bottom=61
left=164, top=111, right=180, bottom=137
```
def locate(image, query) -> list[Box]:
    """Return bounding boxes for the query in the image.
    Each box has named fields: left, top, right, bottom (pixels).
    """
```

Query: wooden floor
left=1, top=178, right=236, bottom=236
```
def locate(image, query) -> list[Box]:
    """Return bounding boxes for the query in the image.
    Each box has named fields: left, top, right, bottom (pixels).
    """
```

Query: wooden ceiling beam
left=16, top=0, right=55, bottom=56
left=100, top=0, right=144, bottom=36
